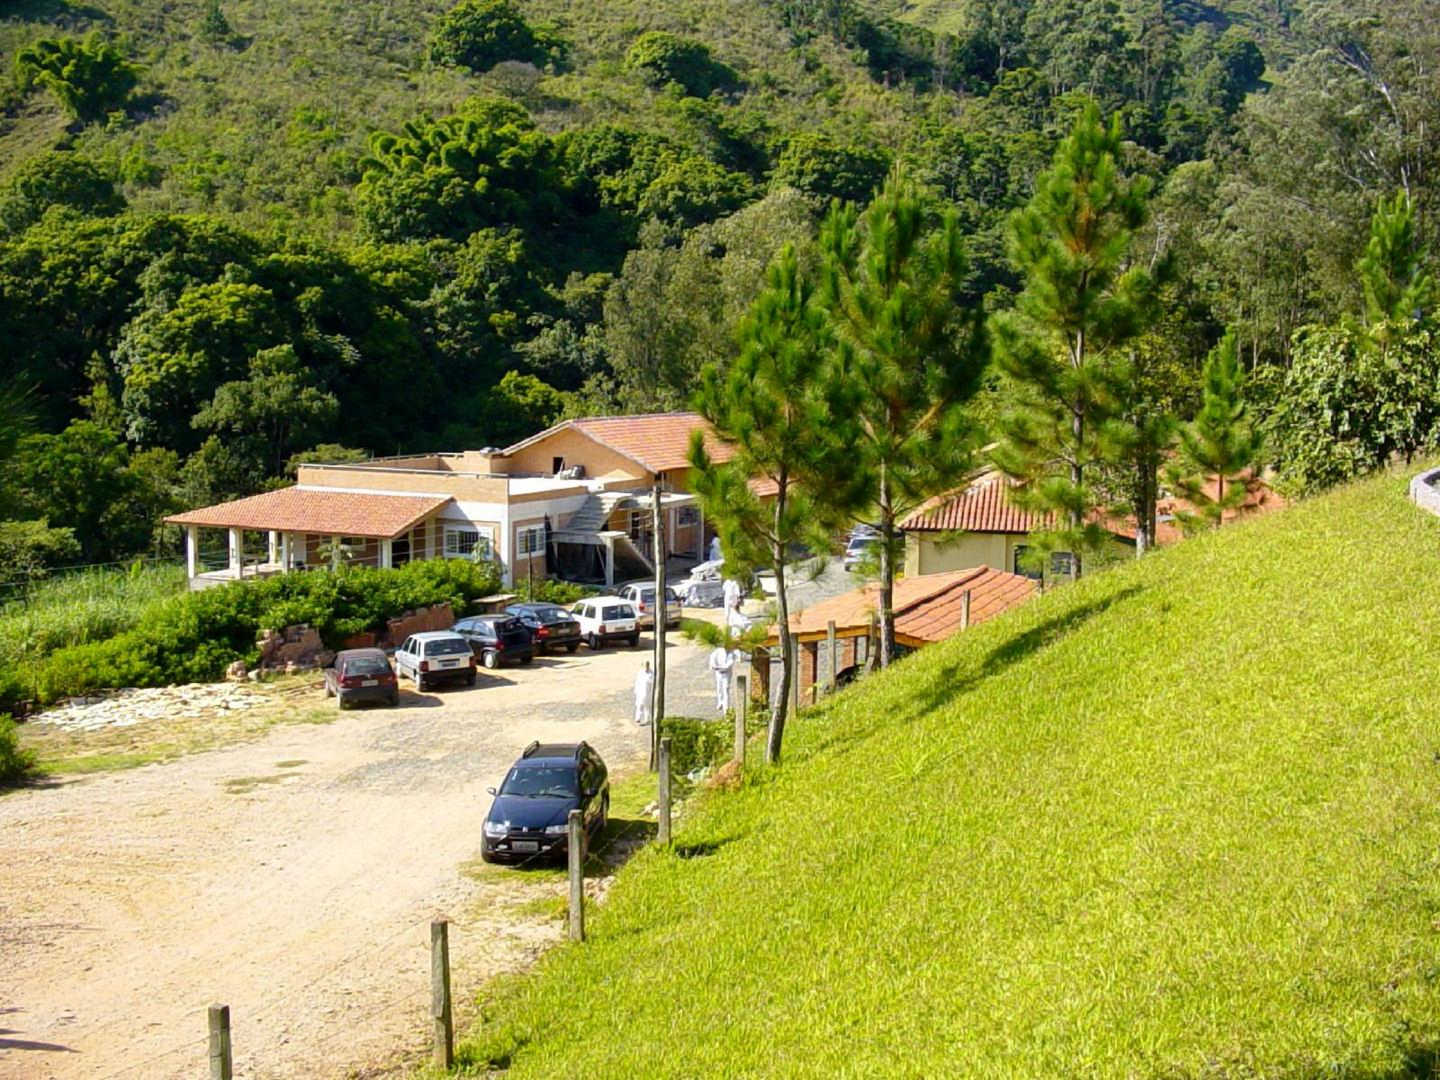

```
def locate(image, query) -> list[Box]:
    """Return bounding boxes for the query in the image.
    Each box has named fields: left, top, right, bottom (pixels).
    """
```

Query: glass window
left=1050, top=552, right=1075, bottom=576
left=677, top=506, right=699, bottom=526
left=1012, top=545, right=1041, bottom=581
left=343, top=655, right=390, bottom=676
left=517, top=525, right=545, bottom=556
left=443, top=526, right=493, bottom=559
left=425, top=638, right=472, bottom=656
left=500, top=765, right=578, bottom=798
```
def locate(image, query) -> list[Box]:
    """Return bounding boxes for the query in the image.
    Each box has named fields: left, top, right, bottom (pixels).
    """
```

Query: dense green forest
left=0, top=0, right=1435, bottom=573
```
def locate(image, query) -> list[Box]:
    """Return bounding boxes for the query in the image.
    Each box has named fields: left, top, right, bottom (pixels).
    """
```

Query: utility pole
left=649, top=482, right=667, bottom=771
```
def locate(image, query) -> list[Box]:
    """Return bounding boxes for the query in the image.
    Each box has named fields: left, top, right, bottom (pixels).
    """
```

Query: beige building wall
left=296, top=464, right=510, bottom=501
left=906, top=532, right=1014, bottom=576
left=504, top=428, right=650, bottom=482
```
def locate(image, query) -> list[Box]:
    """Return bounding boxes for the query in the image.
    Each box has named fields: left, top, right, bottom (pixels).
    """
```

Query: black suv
left=481, top=742, right=610, bottom=864
left=504, top=602, right=582, bottom=655
left=452, top=615, right=534, bottom=669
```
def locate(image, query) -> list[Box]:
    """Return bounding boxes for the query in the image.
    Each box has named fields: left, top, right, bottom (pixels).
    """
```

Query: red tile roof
left=766, top=566, right=1036, bottom=646
left=165, top=488, right=450, bottom=539
left=901, top=471, right=1052, bottom=534
left=505, top=412, right=735, bottom=475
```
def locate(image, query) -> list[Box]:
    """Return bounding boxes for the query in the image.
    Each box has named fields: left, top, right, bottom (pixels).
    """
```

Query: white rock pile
left=36, top=683, right=274, bottom=733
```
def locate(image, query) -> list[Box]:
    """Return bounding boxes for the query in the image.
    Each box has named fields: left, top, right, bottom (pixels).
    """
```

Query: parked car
left=453, top=614, right=535, bottom=668
left=678, top=578, right=725, bottom=607
left=481, top=741, right=610, bottom=864
left=843, top=534, right=879, bottom=572
left=504, top=602, right=582, bottom=654
left=392, top=631, right=477, bottom=691
left=615, top=582, right=682, bottom=630
left=322, top=647, right=399, bottom=709
left=570, top=597, right=640, bottom=649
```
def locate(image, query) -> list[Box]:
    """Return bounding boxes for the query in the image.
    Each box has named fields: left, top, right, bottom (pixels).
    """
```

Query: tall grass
left=459, top=465, right=1440, bottom=1077
left=0, top=563, right=186, bottom=704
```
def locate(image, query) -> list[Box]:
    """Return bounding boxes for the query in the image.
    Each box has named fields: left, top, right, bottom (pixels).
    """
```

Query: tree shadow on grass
left=807, top=586, right=1145, bottom=758
left=4, top=0, right=110, bottom=25
left=1332, top=1041, right=1440, bottom=1079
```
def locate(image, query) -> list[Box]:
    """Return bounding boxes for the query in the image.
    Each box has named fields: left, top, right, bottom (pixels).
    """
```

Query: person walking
left=708, top=644, right=736, bottom=713
left=722, top=575, right=742, bottom=615
left=634, top=660, right=655, bottom=726
left=709, top=534, right=722, bottom=564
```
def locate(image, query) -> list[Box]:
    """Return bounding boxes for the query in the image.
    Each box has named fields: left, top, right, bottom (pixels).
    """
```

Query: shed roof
left=166, top=488, right=449, bottom=539
left=766, top=566, right=1036, bottom=647
left=901, top=471, right=1052, bottom=534
left=504, top=412, right=733, bottom=475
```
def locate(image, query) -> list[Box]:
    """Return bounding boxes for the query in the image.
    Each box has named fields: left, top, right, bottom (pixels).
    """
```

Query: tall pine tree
left=1357, top=192, right=1434, bottom=329
left=991, top=104, right=1159, bottom=578
left=1163, top=330, right=1260, bottom=534
left=689, top=245, right=840, bottom=764
left=816, top=168, right=988, bottom=665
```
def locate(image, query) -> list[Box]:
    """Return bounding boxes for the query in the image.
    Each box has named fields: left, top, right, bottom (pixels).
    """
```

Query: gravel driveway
left=0, top=635, right=714, bottom=1080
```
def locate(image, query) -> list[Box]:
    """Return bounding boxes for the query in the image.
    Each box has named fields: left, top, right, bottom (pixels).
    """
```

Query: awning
left=165, top=488, right=451, bottom=539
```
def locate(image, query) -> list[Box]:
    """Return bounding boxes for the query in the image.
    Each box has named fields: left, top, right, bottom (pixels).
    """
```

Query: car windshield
left=492, top=618, right=522, bottom=633
left=424, top=638, right=471, bottom=656
left=343, top=656, right=389, bottom=675
left=500, top=765, right=577, bottom=798
left=848, top=537, right=875, bottom=551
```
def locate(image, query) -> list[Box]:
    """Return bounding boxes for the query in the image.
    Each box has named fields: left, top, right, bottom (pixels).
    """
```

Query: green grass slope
left=462, top=467, right=1440, bottom=1077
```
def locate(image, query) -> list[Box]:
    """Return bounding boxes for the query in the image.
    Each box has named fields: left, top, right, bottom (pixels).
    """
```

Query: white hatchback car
left=392, top=631, right=477, bottom=691
left=570, top=598, right=641, bottom=650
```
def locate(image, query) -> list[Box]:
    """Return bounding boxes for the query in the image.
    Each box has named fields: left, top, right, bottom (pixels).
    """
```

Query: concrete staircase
left=564, top=491, right=630, bottom=533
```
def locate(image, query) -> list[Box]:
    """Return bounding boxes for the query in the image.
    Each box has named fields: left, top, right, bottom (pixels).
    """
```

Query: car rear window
left=343, top=656, right=389, bottom=676
left=538, top=607, right=571, bottom=623
left=425, top=638, right=471, bottom=656
left=602, top=604, right=633, bottom=620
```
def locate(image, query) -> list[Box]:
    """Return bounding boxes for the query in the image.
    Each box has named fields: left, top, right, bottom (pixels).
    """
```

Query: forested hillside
left=0, top=0, right=1436, bottom=572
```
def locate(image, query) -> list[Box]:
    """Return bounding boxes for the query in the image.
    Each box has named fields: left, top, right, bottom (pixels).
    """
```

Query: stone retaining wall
left=1409, top=467, right=1440, bottom=517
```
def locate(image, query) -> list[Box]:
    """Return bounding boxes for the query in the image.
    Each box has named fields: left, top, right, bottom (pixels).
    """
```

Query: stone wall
left=1410, top=467, right=1440, bottom=517
left=385, top=602, right=455, bottom=644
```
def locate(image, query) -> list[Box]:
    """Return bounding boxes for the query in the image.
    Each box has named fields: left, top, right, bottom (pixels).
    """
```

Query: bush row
left=19, top=559, right=501, bottom=706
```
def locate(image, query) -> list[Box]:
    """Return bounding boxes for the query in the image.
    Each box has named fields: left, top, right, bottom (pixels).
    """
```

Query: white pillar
left=604, top=537, right=615, bottom=587
left=186, top=526, right=199, bottom=580
left=331, top=538, right=341, bottom=572
left=267, top=530, right=279, bottom=565
left=228, top=528, right=242, bottom=578
left=380, top=538, right=392, bottom=569
left=279, top=532, right=291, bottom=571
left=425, top=520, right=435, bottom=560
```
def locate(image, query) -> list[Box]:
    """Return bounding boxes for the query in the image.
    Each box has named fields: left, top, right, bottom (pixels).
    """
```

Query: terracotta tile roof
left=901, top=471, right=1052, bottom=534
left=166, top=488, right=450, bottom=539
left=766, top=566, right=1036, bottom=646
left=505, top=412, right=736, bottom=475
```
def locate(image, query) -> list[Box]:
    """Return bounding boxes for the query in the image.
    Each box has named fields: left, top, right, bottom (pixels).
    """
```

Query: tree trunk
left=768, top=482, right=791, bottom=765
left=649, top=483, right=666, bottom=772
left=1071, top=328, right=1085, bottom=580
left=877, top=465, right=895, bottom=667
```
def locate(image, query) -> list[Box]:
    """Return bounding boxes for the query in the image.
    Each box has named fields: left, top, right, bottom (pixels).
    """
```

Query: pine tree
left=815, top=167, right=988, bottom=666
left=1357, top=192, right=1434, bottom=329
left=990, top=103, right=1159, bottom=578
left=689, top=245, right=840, bottom=764
left=1163, top=330, right=1260, bottom=534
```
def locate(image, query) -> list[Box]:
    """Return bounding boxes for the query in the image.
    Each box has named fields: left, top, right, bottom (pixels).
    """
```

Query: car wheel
left=416, top=675, right=428, bottom=692
left=588, top=633, right=600, bottom=650
left=336, top=694, right=347, bottom=710
left=520, top=653, right=533, bottom=665
left=566, top=642, right=579, bottom=653
left=466, top=670, right=477, bottom=686
left=482, top=650, right=499, bottom=669
left=388, top=691, right=399, bottom=707
left=480, top=848, right=497, bottom=864
left=628, top=633, right=640, bottom=647
left=323, top=682, right=333, bottom=698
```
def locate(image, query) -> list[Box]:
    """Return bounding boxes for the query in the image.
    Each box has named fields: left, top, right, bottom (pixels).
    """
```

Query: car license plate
left=361, top=679, right=377, bottom=687
left=512, top=840, right=539, bottom=853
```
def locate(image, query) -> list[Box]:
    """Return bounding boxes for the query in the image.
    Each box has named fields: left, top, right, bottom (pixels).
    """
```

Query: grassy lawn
left=457, top=465, right=1440, bottom=1077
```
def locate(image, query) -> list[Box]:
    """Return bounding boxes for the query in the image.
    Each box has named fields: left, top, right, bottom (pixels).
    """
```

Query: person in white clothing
left=708, top=535, right=722, bottom=563
left=722, top=576, right=742, bottom=615
left=708, top=645, right=737, bottom=713
left=633, top=661, right=654, bottom=726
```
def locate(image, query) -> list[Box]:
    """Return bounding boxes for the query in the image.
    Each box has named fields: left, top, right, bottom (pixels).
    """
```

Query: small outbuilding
left=756, top=566, right=1037, bottom=705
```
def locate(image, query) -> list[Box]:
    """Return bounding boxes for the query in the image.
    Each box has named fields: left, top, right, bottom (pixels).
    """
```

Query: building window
left=1012, top=544, right=1041, bottom=581
left=443, top=526, right=493, bottom=560
left=676, top=506, right=699, bottom=527
left=517, top=525, right=545, bottom=557
left=1050, top=551, right=1075, bottom=577
left=392, top=534, right=411, bottom=565
left=552, top=456, right=565, bottom=475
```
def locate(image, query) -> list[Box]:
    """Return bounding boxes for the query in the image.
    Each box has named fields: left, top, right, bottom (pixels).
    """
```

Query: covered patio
left=166, top=488, right=452, bottom=590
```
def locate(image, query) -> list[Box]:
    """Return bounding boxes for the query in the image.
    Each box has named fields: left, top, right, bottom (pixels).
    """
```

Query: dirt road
left=0, top=637, right=716, bottom=1079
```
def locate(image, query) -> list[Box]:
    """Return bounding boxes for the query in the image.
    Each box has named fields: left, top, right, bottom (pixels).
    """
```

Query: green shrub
left=29, top=558, right=502, bottom=703
left=513, top=576, right=597, bottom=605
left=0, top=714, right=35, bottom=785
left=429, top=0, right=567, bottom=74
left=14, top=34, right=141, bottom=124
left=624, top=32, right=735, bottom=98
left=659, top=716, right=735, bottom=775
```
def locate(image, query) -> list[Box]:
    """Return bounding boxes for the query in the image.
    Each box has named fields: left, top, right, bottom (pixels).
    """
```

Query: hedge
left=30, top=558, right=501, bottom=704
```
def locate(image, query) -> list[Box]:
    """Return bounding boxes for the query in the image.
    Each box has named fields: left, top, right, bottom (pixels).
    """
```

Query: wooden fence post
left=788, top=636, right=800, bottom=715
left=961, top=589, right=972, bottom=631
left=658, top=737, right=672, bottom=846
left=207, top=1004, right=232, bottom=1080
left=733, top=671, right=748, bottom=766
left=431, top=920, right=454, bottom=1068
left=567, top=808, right=585, bottom=942
left=826, top=620, right=837, bottom=694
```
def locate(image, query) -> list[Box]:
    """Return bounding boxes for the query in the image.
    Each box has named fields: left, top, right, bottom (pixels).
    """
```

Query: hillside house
left=901, top=469, right=1284, bottom=580
left=165, top=412, right=737, bottom=590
